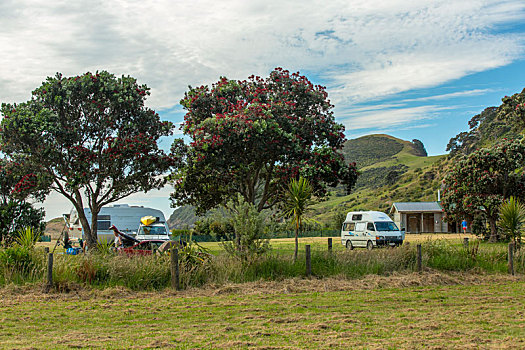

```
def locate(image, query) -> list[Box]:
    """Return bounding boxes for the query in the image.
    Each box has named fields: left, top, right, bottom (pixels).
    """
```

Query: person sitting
left=110, top=225, right=123, bottom=248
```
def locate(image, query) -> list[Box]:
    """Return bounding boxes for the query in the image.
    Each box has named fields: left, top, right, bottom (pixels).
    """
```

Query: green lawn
left=1, top=275, right=524, bottom=349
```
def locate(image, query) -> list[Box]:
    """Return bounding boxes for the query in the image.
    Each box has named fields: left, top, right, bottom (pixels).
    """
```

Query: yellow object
left=141, top=216, right=157, bottom=226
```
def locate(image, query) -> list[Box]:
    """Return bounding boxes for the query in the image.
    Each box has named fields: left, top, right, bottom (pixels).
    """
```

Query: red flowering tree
left=441, top=139, right=525, bottom=241
left=0, top=71, right=173, bottom=248
left=170, top=68, right=358, bottom=214
left=0, top=159, right=50, bottom=246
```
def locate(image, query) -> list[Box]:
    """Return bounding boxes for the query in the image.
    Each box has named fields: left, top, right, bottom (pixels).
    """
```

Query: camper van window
left=375, top=222, right=399, bottom=231
left=352, top=214, right=362, bottom=221
left=342, top=222, right=355, bottom=231
left=97, top=215, right=111, bottom=230
left=355, top=222, right=366, bottom=232
left=367, top=222, right=375, bottom=231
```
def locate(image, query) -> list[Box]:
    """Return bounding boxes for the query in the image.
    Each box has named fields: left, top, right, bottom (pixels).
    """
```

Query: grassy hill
left=311, top=134, right=446, bottom=227
left=168, top=134, right=447, bottom=229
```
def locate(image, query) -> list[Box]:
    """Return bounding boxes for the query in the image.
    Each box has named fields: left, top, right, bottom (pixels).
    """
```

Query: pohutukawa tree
left=0, top=71, right=174, bottom=248
left=0, top=159, right=50, bottom=246
left=441, top=138, right=525, bottom=242
left=170, top=68, right=358, bottom=214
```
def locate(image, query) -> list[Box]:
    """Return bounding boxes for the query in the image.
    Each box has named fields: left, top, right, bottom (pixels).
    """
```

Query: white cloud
left=0, top=0, right=523, bottom=112
left=340, top=105, right=454, bottom=130
left=401, top=89, right=493, bottom=102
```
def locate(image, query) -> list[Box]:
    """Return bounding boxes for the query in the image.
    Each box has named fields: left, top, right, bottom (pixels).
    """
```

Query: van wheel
left=367, top=241, right=373, bottom=250
left=346, top=240, right=353, bottom=250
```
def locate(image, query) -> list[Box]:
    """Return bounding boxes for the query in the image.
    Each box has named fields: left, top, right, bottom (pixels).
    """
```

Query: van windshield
left=374, top=222, right=399, bottom=231
left=138, top=225, right=167, bottom=236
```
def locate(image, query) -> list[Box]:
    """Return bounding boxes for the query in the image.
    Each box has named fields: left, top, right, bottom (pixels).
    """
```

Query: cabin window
left=367, top=222, right=375, bottom=231
left=352, top=214, right=362, bottom=221
left=343, top=222, right=355, bottom=231
left=355, top=222, right=366, bottom=232
left=97, top=215, right=111, bottom=230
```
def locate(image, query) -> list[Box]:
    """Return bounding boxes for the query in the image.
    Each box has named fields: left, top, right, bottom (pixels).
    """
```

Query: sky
left=1, top=0, right=525, bottom=220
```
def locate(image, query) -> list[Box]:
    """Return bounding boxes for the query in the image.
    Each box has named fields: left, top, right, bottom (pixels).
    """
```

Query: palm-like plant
left=282, top=177, right=314, bottom=263
left=498, top=196, right=525, bottom=249
left=15, top=227, right=39, bottom=250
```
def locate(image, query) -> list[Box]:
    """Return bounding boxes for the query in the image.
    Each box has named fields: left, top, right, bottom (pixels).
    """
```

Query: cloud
left=401, top=89, right=493, bottom=102
left=0, top=0, right=523, bottom=114
left=340, top=105, right=454, bottom=131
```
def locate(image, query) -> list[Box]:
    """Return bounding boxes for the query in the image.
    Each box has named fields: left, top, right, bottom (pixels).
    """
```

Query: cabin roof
left=390, top=202, right=443, bottom=213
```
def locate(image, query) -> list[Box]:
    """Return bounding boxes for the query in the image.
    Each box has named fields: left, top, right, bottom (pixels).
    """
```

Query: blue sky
left=0, top=0, right=524, bottom=219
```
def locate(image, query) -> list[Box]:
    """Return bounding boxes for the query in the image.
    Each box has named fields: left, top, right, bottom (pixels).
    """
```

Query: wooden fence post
left=463, top=238, right=469, bottom=249
left=46, top=253, right=53, bottom=291
left=416, top=244, right=422, bottom=272
left=327, top=238, right=332, bottom=252
left=171, top=248, right=180, bottom=290
left=305, top=245, right=311, bottom=277
left=508, top=243, right=515, bottom=276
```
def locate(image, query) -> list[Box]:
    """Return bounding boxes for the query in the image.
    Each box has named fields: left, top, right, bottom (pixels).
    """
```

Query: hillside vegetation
left=311, top=134, right=445, bottom=227
left=169, top=134, right=445, bottom=229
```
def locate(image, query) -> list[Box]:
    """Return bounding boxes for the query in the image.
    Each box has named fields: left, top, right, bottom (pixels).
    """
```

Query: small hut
left=390, top=202, right=448, bottom=233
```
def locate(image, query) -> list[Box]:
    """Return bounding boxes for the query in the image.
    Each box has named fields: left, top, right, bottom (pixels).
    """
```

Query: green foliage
left=0, top=71, right=174, bottom=247
left=446, top=96, right=522, bottom=157
left=170, top=68, right=358, bottom=214
left=342, top=135, right=405, bottom=168
left=355, top=165, right=408, bottom=189
left=499, top=88, right=525, bottom=131
left=0, top=159, right=46, bottom=247
left=15, top=227, right=39, bottom=250
left=282, top=177, right=315, bottom=261
left=441, top=139, right=525, bottom=241
left=498, top=197, right=525, bottom=248
left=410, top=139, right=428, bottom=156
left=0, top=246, right=37, bottom=276
left=96, top=239, right=114, bottom=255
left=220, top=195, right=270, bottom=261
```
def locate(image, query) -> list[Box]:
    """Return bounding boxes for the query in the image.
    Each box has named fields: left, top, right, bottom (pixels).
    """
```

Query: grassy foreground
left=0, top=273, right=524, bottom=349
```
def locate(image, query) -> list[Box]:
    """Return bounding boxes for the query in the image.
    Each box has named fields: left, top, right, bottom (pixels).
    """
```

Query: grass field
left=194, top=234, right=477, bottom=255
left=0, top=273, right=524, bottom=349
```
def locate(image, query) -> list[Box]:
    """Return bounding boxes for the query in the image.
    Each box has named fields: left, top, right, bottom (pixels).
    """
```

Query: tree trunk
left=90, top=208, right=100, bottom=249
left=293, top=221, right=299, bottom=263
left=488, top=216, right=498, bottom=242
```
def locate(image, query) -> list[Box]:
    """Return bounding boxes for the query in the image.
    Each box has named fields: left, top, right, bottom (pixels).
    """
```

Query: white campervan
left=63, top=204, right=170, bottom=242
left=341, top=211, right=404, bottom=250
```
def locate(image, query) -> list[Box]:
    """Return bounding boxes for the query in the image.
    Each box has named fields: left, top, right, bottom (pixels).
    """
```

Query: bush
left=220, top=195, right=270, bottom=261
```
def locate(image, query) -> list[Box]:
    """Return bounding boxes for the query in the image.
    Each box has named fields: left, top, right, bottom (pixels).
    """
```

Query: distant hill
left=44, top=217, right=66, bottom=239
left=310, top=134, right=446, bottom=227
left=167, top=134, right=444, bottom=229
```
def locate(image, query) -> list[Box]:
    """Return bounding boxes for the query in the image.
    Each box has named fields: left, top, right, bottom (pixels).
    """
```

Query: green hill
left=168, top=134, right=445, bottom=229
left=311, top=135, right=446, bottom=227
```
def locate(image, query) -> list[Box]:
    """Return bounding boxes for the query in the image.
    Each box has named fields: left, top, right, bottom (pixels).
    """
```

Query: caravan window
left=343, top=222, right=355, bottom=231
left=367, top=222, right=375, bottom=231
left=352, top=214, right=362, bottom=221
left=97, top=215, right=111, bottom=230
left=355, top=222, right=366, bottom=232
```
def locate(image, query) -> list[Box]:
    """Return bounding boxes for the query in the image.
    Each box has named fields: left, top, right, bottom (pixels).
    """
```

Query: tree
left=282, top=177, right=314, bottom=262
left=0, top=159, right=48, bottom=246
left=0, top=71, right=174, bottom=248
left=220, top=195, right=270, bottom=261
left=498, top=196, right=525, bottom=249
left=411, top=139, right=427, bottom=157
left=170, top=68, right=358, bottom=214
left=441, top=139, right=525, bottom=242
left=500, top=88, right=525, bottom=131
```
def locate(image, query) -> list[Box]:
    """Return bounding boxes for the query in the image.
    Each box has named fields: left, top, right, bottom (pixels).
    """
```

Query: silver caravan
left=63, top=204, right=170, bottom=242
left=341, top=211, right=404, bottom=250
